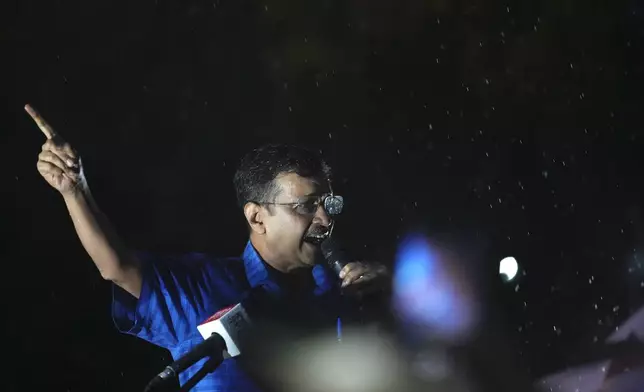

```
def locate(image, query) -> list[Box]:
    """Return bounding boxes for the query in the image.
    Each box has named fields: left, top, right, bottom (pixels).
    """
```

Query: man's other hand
left=26, top=104, right=86, bottom=196
left=339, top=261, right=390, bottom=296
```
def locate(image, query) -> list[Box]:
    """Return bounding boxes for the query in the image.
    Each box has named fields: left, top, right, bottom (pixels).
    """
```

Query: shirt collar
left=242, top=240, right=335, bottom=295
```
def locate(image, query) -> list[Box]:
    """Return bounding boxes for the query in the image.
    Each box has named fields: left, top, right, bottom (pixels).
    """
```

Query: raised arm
left=27, top=104, right=142, bottom=298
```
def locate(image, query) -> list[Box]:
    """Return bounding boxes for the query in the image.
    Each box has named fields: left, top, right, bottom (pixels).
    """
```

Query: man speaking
left=27, top=104, right=388, bottom=391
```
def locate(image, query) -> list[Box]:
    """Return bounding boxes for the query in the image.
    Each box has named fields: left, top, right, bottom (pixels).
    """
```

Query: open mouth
left=303, top=231, right=330, bottom=246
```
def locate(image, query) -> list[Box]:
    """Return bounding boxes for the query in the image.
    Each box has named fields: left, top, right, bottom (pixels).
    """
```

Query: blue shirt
left=111, top=241, right=340, bottom=391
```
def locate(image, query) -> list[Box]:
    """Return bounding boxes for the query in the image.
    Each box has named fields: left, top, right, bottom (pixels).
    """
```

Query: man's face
left=261, top=172, right=334, bottom=270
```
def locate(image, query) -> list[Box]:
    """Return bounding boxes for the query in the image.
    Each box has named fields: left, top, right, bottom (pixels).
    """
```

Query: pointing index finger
left=25, top=104, right=57, bottom=139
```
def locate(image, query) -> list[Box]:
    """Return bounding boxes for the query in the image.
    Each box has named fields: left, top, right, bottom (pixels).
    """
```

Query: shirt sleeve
left=111, top=252, right=232, bottom=349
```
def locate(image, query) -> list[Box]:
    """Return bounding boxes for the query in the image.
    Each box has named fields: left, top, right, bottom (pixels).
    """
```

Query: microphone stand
left=143, top=353, right=225, bottom=392
left=177, top=355, right=225, bottom=392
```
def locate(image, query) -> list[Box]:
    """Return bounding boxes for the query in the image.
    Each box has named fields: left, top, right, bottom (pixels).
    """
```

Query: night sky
left=3, top=0, right=644, bottom=391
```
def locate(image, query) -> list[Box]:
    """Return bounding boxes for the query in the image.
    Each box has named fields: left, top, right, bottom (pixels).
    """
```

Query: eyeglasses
left=256, top=194, right=344, bottom=216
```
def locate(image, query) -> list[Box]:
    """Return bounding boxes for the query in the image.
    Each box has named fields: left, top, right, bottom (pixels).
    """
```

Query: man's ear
left=244, top=202, right=266, bottom=234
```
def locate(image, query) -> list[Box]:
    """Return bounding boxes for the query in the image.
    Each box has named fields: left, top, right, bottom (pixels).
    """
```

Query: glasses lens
left=292, top=201, right=317, bottom=215
left=324, top=195, right=344, bottom=216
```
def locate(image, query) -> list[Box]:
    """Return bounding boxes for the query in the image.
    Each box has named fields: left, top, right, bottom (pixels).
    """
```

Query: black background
left=3, top=0, right=644, bottom=390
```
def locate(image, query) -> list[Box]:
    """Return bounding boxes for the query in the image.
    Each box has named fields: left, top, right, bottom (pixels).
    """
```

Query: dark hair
left=233, top=143, right=332, bottom=208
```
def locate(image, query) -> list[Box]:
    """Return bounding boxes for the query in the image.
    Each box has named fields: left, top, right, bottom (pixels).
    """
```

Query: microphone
left=321, top=237, right=349, bottom=276
left=144, top=301, right=253, bottom=392
left=196, top=302, right=252, bottom=357
left=143, top=333, right=227, bottom=392
left=321, top=237, right=392, bottom=329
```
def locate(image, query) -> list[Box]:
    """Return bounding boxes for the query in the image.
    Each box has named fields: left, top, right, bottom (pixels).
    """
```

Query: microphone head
left=320, top=237, right=338, bottom=258
left=321, top=237, right=348, bottom=275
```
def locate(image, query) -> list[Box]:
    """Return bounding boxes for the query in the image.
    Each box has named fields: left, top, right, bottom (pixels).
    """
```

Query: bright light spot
left=499, top=256, right=518, bottom=281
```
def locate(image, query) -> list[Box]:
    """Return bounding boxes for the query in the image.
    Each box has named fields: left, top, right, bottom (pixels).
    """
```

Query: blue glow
left=393, top=233, right=475, bottom=340
left=394, top=235, right=435, bottom=290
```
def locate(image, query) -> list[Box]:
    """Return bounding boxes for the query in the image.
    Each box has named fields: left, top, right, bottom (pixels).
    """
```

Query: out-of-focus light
left=499, top=256, right=518, bottom=281
left=392, top=233, right=478, bottom=342
left=267, top=329, right=407, bottom=392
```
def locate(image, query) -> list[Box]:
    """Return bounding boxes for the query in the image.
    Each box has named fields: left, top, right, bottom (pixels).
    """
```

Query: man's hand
left=25, top=103, right=142, bottom=296
left=26, top=104, right=86, bottom=196
left=339, top=261, right=389, bottom=295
